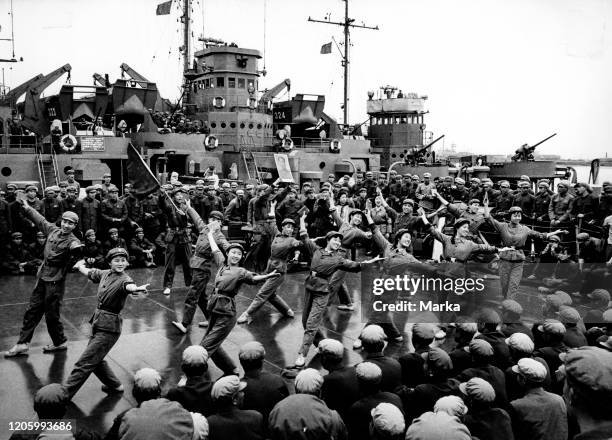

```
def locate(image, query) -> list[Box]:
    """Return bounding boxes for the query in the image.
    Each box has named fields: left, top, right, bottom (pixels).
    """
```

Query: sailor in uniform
left=64, top=248, right=149, bottom=398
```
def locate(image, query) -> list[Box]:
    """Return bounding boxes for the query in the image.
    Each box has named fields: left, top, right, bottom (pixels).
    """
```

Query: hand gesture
left=363, top=256, right=385, bottom=264
left=431, top=189, right=438, bottom=197
left=267, top=270, right=281, bottom=278
left=365, top=231, right=373, bottom=239
left=270, top=200, right=277, bottom=209
left=364, top=210, right=374, bottom=224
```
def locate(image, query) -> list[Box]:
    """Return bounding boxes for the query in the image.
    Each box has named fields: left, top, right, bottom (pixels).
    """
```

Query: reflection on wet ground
left=0, top=264, right=545, bottom=438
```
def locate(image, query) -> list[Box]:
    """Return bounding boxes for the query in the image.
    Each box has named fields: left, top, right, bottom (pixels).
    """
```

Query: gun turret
left=406, top=134, right=445, bottom=164
left=512, top=133, right=557, bottom=161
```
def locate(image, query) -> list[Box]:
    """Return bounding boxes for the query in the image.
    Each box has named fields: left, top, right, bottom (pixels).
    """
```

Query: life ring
left=212, top=97, right=225, bottom=109
left=60, top=134, right=78, bottom=153
left=329, top=138, right=342, bottom=153
left=204, top=135, right=218, bottom=151
left=280, top=137, right=294, bottom=152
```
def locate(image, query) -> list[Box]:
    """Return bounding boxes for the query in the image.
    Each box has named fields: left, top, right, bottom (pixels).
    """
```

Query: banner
left=274, top=153, right=294, bottom=182
left=156, top=0, right=172, bottom=15
left=127, top=143, right=160, bottom=198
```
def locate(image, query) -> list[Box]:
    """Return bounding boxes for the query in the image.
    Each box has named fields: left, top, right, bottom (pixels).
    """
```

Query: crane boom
left=260, top=79, right=291, bottom=103
left=119, top=63, right=150, bottom=82
left=1, top=73, right=44, bottom=105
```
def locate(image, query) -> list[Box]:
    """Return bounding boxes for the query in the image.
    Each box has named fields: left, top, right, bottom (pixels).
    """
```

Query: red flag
left=156, top=0, right=172, bottom=15
left=320, top=42, right=332, bottom=54
left=127, top=143, right=160, bottom=198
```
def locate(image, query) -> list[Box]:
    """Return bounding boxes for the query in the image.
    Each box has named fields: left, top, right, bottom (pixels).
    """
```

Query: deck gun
left=511, top=133, right=557, bottom=162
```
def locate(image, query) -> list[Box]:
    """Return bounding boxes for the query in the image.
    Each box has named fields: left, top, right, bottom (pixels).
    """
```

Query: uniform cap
left=406, top=411, right=472, bottom=440
left=190, top=412, right=209, bottom=440
left=402, top=198, right=415, bottom=206
left=412, top=323, right=436, bottom=340
left=103, top=172, right=112, bottom=178
left=108, top=185, right=119, bottom=193
left=453, top=218, right=470, bottom=230
left=134, top=368, right=162, bottom=390
left=85, top=185, right=97, bottom=193
left=562, top=347, right=612, bottom=405
left=325, top=230, right=343, bottom=241
left=182, top=345, right=209, bottom=366
left=537, top=319, right=566, bottom=335
left=444, top=176, right=453, bottom=181
left=501, top=299, right=523, bottom=315
left=226, top=243, right=244, bottom=254
left=454, top=177, right=465, bottom=185
left=554, top=291, right=573, bottom=305
left=512, top=358, right=548, bottom=382
left=238, top=341, right=265, bottom=361
left=108, top=228, right=119, bottom=234
left=211, top=375, right=246, bottom=399
left=423, top=172, right=432, bottom=178
left=370, top=402, right=405, bottom=436
left=545, top=294, right=564, bottom=309
left=318, top=338, right=344, bottom=358
left=468, top=339, right=494, bottom=357
left=459, top=377, right=496, bottom=402
left=85, top=229, right=95, bottom=237
left=59, top=181, right=70, bottom=188
left=434, top=395, right=468, bottom=417
left=518, top=181, right=530, bottom=188
left=557, top=180, right=570, bottom=189
left=360, top=324, right=386, bottom=343
left=221, top=182, right=230, bottom=188
left=520, top=175, right=531, bottom=181
left=44, top=186, right=57, bottom=194
left=34, top=384, right=69, bottom=409
left=548, top=235, right=560, bottom=243
left=257, top=184, right=270, bottom=191
left=505, top=332, right=534, bottom=353
left=427, top=347, right=453, bottom=371
left=26, top=185, right=38, bottom=192
left=36, top=232, right=45, bottom=238
left=281, top=218, right=295, bottom=226
left=294, top=368, right=324, bottom=394
left=412, top=174, right=420, bottom=179
left=356, top=362, right=382, bottom=381
left=106, top=247, right=129, bottom=261
left=576, top=232, right=590, bottom=241
left=135, top=227, right=144, bottom=233
left=508, top=206, right=523, bottom=214
left=498, top=180, right=510, bottom=188
left=557, top=306, right=581, bottom=324
left=477, top=308, right=501, bottom=325
left=538, top=180, right=550, bottom=188
left=124, top=183, right=133, bottom=189
left=66, top=169, right=75, bottom=174
left=11, top=232, right=22, bottom=239
left=61, top=211, right=79, bottom=223
left=209, top=211, right=224, bottom=221
left=587, top=289, right=611, bottom=303
left=348, top=209, right=364, bottom=218
left=173, top=186, right=189, bottom=195
left=470, top=177, right=481, bottom=184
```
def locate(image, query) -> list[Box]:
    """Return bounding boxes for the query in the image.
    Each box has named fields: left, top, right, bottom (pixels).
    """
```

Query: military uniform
left=64, top=262, right=134, bottom=398
left=513, top=192, right=536, bottom=218
left=549, top=193, right=574, bottom=224
left=15, top=205, right=81, bottom=349
left=487, top=216, right=547, bottom=299
left=201, top=249, right=256, bottom=374
left=446, top=204, right=486, bottom=236
left=78, top=196, right=101, bottom=235
left=42, top=196, right=62, bottom=224
left=160, top=193, right=193, bottom=290
left=101, top=197, right=128, bottom=236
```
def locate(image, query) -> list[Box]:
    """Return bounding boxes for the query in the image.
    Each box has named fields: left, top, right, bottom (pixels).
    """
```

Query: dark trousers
left=18, top=279, right=67, bottom=346
left=329, top=270, right=352, bottom=305
left=299, top=289, right=330, bottom=356
left=201, top=312, right=238, bottom=374
left=163, top=241, right=193, bottom=289
left=181, top=268, right=211, bottom=326
left=246, top=274, right=291, bottom=316
left=64, top=329, right=121, bottom=398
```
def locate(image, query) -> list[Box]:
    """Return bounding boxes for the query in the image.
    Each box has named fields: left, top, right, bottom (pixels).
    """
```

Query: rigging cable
left=263, top=0, right=267, bottom=72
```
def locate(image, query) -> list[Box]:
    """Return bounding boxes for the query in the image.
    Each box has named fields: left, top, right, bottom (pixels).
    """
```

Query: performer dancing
left=5, top=203, right=82, bottom=358
left=237, top=200, right=298, bottom=325
left=64, top=248, right=149, bottom=398
left=483, top=203, right=564, bottom=299
left=295, top=211, right=383, bottom=367
left=202, top=224, right=280, bottom=374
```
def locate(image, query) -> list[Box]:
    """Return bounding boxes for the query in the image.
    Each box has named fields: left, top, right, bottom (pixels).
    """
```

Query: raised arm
left=22, top=201, right=55, bottom=235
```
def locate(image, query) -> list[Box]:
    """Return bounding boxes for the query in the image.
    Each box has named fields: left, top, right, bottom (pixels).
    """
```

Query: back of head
left=133, top=368, right=162, bottom=404
left=318, top=338, right=344, bottom=369
left=405, top=411, right=471, bottom=440
left=239, top=341, right=266, bottom=371
left=181, top=345, right=209, bottom=377
left=360, top=325, right=386, bottom=353
left=370, top=402, right=406, bottom=440
left=295, top=368, right=324, bottom=396
left=356, top=362, right=383, bottom=394
left=119, top=398, right=194, bottom=440
left=34, top=384, right=69, bottom=419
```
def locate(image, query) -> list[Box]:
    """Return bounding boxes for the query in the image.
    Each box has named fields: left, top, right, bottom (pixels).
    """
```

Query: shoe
left=352, top=339, right=362, bottom=350
left=294, top=354, right=306, bottom=368
left=42, top=342, right=67, bottom=353
left=284, top=309, right=295, bottom=318
left=198, top=321, right=209, bottom=328
left=101, top=384, right=124, bottom=394
left=172, top=321, right=187, bottom=334
left=527, top=275, right=536, bottom=280
left=337, top=304, right=355, bottom=312
left=237, top=312, right=251, bottom=324
left=163, top=288, right=171, bottom=296
left=4, top=343, right=29, bottom=357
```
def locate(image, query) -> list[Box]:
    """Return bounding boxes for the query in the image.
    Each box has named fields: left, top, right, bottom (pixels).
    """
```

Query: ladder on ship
left=240, top=135, right=262, bottom=184
left=36, top=148, right=60, bottom=189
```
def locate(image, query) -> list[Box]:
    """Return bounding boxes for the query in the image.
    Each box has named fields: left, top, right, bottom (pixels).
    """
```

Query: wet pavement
left=0, top=263, right=546, bottom=438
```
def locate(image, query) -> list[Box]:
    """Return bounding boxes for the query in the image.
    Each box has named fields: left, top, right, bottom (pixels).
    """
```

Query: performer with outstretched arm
left=202, top=224, right=280, bottom=374
left=63, top=248, right=149, bottom=398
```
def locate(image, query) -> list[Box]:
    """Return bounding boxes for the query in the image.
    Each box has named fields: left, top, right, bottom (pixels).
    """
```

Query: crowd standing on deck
left=3, top=167, right=612, bottom=440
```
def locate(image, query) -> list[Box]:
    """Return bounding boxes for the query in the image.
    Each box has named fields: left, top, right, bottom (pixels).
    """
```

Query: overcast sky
left=1, top=0, right=610, bottom=159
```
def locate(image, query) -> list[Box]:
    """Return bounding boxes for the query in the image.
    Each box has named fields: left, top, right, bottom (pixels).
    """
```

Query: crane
left=259, top=78, right=291, bottom=104
left=93, top=73, right=111, bottom=88
left=0, top=73, right=44, bottom=107
left=21, top=64, right=72, bottom=136
left=119, top=63, right=150, bottom=82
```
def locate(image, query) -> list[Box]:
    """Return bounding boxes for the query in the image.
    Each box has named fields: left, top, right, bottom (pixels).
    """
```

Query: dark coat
left=207, top=406, right=265, bottom=440
left=165, top=375, right=214, bottom=416
left=241, top=370, right=289, bottom=422
left=321, top=365, right=360, bottom=420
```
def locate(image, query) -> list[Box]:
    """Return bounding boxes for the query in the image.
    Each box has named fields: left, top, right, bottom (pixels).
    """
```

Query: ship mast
left=309, top=0, right=378, bottom=130
left=182, top=0, right=191, bottom=73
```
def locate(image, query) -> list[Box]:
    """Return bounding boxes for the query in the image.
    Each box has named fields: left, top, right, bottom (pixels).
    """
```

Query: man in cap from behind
left=557, top=306, right=587, bottom=348
left=294, top=214, right=382, bottom=367
left=238, top=341, right=289, bottom=422
left=398, top=323, right=436, bottom=387
left=583, top=289, right=611, bottom=327
left=474, top=308, right=513, bottom=369
left=268, top=368, right=346, bottom=440
left=5, top=204, right=83, bottom=357
left=346, top=362, right=403, bottom=440
left=549, top=180, right=574, bottom=227
left=511, top=358, right=568, bottom=440
left=166, top=345, right=214, bottom=416
left=459, top=377, right=513, bottom=440
left=369, top=402, right=405, bottom=440
left=449, top=320, right=478, bottom=375
left=358, top=324, right=402, bottom=392
left=560, top=347, right=612, bottom=439
left=534, top=319, right=568, bottom=394
left=433, top=395, right=468, bottom=418
left=405, top=410, right=472, bottom=440
left=63, top=248, right=149, bottom=398
left=500, top=299, right=533, bottom=340
left=318, top=338, right=360, bottom=420
left=207, top=375, right=264, bottom=440
left=505, top=332, right=551, bottom=401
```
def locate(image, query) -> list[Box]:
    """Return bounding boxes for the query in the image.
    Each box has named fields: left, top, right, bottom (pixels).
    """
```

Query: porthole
left=1, top=167, right=11, bottom=176
left=221, top=122, right=227, bottom=128
left=211, top=122, right=217, bottom=129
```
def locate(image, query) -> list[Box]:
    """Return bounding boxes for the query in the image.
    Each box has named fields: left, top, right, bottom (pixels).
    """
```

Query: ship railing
left=6, top=134, right=38, bottom=150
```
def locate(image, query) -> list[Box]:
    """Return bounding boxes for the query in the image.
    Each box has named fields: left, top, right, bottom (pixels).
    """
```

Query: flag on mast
left=127, top=143, right=160, bottom=198
left=320, top=42, right=332, bottom=54
left=156, top=0, right=172, bottom=15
